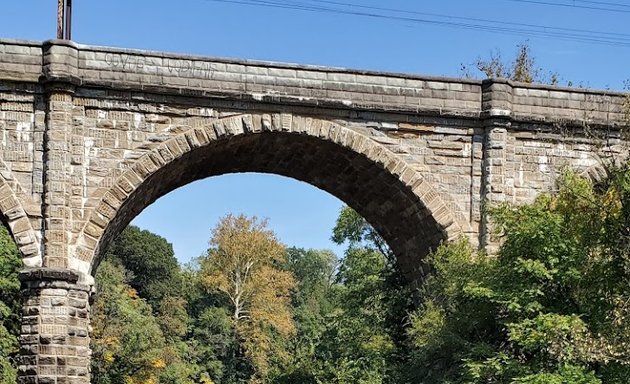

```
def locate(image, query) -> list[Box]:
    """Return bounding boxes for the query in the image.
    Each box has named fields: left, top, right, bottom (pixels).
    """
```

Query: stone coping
left=1, top=37, right=626, bottom=96
left=1, top=38, right=628, bottom=126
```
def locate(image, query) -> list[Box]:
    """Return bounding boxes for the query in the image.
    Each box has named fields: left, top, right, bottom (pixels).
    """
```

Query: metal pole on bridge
left=65, top=0, right=73, bottom=40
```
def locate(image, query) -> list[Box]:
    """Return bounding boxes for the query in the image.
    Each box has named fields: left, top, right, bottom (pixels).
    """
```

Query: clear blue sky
left=1, top=1, right=628, bottom=263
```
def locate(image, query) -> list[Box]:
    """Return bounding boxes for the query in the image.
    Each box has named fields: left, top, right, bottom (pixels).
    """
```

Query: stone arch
left=579, top=144, right=630, bottom=182
left=0, top=170, right=41, bottom=268
left=580, top=162, right=609, bottom=183
left=73, top=113, right=461, bottom=283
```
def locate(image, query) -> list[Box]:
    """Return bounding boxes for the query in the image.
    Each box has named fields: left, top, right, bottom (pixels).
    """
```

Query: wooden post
left=57, top=0, right=65, bottom=39
left=56, top=0, right=72, bottom=40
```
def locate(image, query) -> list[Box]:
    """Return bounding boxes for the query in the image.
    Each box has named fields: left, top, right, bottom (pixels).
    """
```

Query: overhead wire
left=307, top=0, right=630, bottom=40
left=500, top=0, right=630, bottom=14
left=575, top=0, right=630, bottom=8
left=203, top=0, right=630, bottom=47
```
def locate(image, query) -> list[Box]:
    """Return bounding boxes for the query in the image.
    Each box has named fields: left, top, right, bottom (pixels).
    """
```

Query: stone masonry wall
left=19, top=268, right=92, bottom=384
left=0, top=64, right=45, bottom=267
left=0, top=37, right=627, bottom=272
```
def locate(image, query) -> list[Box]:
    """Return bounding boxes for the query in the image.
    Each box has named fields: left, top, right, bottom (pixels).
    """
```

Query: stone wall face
left=18, top=268, right=92, bottom=384
left=0, top=38, right=626, bottom=274
left=0, top=40, right=42, bottom=83
left=0, top=77, right=45, bottom=268
left=0, top=38, right=628, bottom=383
left=67, top=103, right=463, bottom=280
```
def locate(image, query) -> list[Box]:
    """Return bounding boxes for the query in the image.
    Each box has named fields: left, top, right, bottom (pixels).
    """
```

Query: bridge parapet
left=510, top=82, right=627, bottom=126
left=70, top=41, right=483, bottom=116
left=2, top=38, right=627, bottom=129
left=0, top=39, right=42, bottom=83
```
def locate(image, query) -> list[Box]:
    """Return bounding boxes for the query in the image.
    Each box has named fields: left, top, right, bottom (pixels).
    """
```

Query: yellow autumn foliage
left=103, top=351, right=115, bottom=364
left=201, top=214, right=297, bottom=378
left=103, top=336, right=120, bottom=347
left=126, top=287, right=140, bottom=299
left=150, top=358, right=166, bottom=369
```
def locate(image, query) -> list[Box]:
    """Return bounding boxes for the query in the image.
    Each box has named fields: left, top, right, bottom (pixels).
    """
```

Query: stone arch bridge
left=0, top=39, right=627, bottom=383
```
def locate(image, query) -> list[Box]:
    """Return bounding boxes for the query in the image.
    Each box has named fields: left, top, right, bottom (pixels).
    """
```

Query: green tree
left=0, top=226, right=20, bottom=384
left=273, top=248, right=338, bottom=382
left=408, top=164, right=630, bottom=383
left=183, top=260, right=243, bottom=384
left=96, top=226, right=204, bottom=383
left=318, top=247, right=397, bottom=383
left=285, top=247, right=337, bottom=308
left=188, top=305, right=242, bottom=383
left=304, top=207, right=414, bottom=384
left=91, top=258, right=169, bottom=384
left=105, top=225, right=182, bottom=307
left=332, top=206, right=390, bottom=256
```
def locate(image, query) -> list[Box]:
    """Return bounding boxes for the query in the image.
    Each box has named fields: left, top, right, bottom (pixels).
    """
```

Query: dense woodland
left=0, top=163, right=628, bottom=383
left=88, top=208, right=415, bottom=384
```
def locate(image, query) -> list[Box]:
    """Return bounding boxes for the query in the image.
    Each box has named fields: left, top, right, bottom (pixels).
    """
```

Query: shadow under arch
left=75, top=113, right=461, bottom=283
